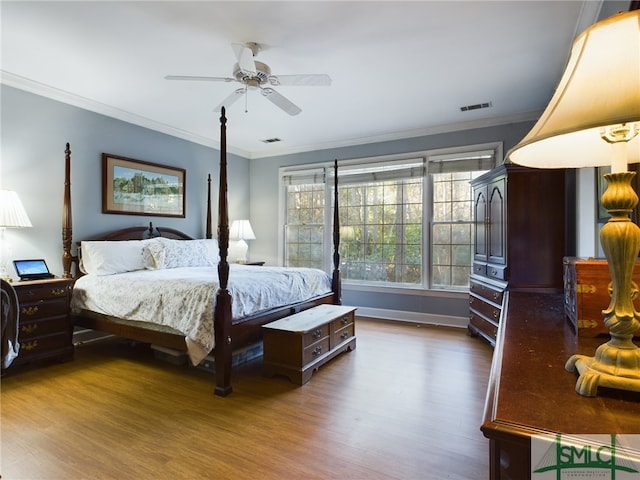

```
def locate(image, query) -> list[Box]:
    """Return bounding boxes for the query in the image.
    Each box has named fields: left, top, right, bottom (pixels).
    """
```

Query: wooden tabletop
left=482, top=291, right=640, bottom=440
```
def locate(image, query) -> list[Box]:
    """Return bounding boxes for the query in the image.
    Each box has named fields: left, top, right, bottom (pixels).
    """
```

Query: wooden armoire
left=468, top=163, right=568, bottom=346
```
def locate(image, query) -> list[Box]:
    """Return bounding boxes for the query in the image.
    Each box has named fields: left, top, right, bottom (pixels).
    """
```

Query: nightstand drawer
left=17, top=332, right=72, bottom=362
left=19, top=315, right=71, bottom=340
left=19, top=298, right=68, bottom=320
left=15, top=282, right=70, bottom=302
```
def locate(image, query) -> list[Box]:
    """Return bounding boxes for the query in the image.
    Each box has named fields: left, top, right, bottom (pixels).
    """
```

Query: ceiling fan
left=165, top=42, right=331, bottom=116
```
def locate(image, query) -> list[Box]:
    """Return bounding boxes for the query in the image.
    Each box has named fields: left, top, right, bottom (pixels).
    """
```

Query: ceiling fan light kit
left=165, top=42, right=331, bottom=116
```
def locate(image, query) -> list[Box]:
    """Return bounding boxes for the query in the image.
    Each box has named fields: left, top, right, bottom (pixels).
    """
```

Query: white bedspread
left=71, top=264, right=332, bottom=364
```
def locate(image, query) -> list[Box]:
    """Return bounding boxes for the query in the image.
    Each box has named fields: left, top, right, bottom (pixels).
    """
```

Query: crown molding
left=2, top=70, right=540, bottom=161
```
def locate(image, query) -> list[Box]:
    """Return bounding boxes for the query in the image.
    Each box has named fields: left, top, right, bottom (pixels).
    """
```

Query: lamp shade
left=229, top=219, right=256, bottom=240
left=508, top=10, right=640, bottom=169
left=0, top=190, right=33, bottom=228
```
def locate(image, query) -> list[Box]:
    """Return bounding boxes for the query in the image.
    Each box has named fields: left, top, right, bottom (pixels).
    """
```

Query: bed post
left=214, top=107, right=233, bottom=397
left=206, top=174, right=213, bottom=240
left=332, top=159, right=341, bottom=304
left=62, top=142, right=75, bottom=278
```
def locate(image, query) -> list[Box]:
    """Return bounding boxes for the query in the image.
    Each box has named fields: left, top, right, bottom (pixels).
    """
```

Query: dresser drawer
left=470, top=296, right=501, bottom=323
left=486, top=264, right=507, bottom=281
left=469, top=311, right=499, bottom=342
left=470, top=279, right=504, bottom=305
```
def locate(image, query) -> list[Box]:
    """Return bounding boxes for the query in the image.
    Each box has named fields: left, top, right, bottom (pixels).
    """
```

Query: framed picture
left=102, top=153, right=186, bottom=217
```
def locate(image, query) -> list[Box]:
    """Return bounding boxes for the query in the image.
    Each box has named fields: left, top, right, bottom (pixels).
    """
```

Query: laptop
left=13, top=259, right=55, bottom=281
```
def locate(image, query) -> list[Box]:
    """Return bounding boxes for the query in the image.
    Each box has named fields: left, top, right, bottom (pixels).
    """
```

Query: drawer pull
left=493, top=310, right=499, bottom=319
left=20, top=324, right=38, bottom=334
left=491, top=269, right=498, bottom=276
left=312, top=329, right=322, bottom=339
left=340, top=331, right=349, bottom=340
left=312, top=346, right=323, bottom=356
left=21, top=306, right=39, bottom=316
left=492, top=292, right=500, bottom=300
left=51, top=288, right=67, bottom=296
left=22, top=340, right=39, bottom=351
left=341, top=316, right=349, bottom=325
left=469, top=297, right=475, bottom=304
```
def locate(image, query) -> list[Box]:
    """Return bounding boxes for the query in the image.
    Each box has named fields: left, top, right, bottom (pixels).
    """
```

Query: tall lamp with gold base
left=508, top=10, right=640, bottom=396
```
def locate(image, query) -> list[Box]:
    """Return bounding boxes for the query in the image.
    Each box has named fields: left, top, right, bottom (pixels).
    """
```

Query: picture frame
left=102, top=153, right=186, bottom=217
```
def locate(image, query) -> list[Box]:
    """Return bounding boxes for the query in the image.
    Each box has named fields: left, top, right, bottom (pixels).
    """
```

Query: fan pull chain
left=244, top=85, right=248, bottom=113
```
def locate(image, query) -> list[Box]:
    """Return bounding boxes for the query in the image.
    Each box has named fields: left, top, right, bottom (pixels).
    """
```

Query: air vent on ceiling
left=460, top=101, right=492, bottom=112
left=261, top=137, right=282, bottom=143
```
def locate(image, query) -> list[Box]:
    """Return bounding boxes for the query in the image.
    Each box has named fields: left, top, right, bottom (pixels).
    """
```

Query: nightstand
left=11, top=277, right=74, bottom=367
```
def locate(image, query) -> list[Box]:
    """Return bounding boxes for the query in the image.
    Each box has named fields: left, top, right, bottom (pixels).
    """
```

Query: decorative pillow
left=143, top=238, right=219, bottom=270
left=81, top=240, right=152, bottom=276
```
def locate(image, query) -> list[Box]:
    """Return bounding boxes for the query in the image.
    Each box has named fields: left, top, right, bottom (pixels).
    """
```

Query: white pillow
left=143, top=238, right=219, bottom=270
left=81, top=240, right=152, bottom=276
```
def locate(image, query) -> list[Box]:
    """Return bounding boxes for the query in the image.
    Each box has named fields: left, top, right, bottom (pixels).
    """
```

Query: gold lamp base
left=565, top=172, right=640, bottom=396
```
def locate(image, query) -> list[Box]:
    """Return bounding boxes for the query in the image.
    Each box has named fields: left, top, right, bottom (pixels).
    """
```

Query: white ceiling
left=0, top=1, right=626, bottom=159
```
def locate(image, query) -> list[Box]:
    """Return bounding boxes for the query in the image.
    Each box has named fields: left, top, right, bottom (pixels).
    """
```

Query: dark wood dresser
left=469, top=164, right=567, bottom=346
left=10, top=278, right=74, bottom=367
left=481, top=291, right=640, bottom=480
left=563, top=256, right=640, bottom=337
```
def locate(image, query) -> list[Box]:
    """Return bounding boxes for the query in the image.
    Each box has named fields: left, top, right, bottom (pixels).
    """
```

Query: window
left=285, top=183, right=325, bottom=269
left=428, top=150, right=497, bottom=289
left=281, top=144, right=500, bottom=291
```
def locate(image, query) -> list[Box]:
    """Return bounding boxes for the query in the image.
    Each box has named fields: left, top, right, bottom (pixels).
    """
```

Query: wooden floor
left=1, top=318, right=493, bottom=480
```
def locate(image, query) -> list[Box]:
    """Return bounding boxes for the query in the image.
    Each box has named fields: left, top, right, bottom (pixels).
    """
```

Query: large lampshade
left=509, top=9, right=640, bottom=397
left=0, top=190, right=33, bottom=228
left=508, top=10, right=640, bottom=169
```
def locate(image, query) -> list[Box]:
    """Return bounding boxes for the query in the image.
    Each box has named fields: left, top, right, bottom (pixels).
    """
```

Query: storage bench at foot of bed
left=262, top=304, right=356, bottom=385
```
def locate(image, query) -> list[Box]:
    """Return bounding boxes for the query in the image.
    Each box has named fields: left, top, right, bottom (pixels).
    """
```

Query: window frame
left=279, top=142, right=503, bottom=292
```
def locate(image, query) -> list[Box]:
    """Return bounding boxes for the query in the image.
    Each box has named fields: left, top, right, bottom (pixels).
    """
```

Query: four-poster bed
left=61, top=108, right=342, bottom=396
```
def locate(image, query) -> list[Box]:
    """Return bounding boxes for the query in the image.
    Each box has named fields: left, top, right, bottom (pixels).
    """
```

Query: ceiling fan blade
left=214, top=88, right=245, bottom=112
left=269, top=74, right=332, bottom=87
left=231, top=43, right=257, bottom=76
left=165, top=75, right=235, bottom=82
left=260, top=87, right=302, bottom=116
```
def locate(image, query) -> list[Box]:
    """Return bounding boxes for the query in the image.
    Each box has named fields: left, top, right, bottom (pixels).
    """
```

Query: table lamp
left=229, top=219, right=256, bottom=263
left=0, top=190, right=33, bottom=279
left=508, top=9, right=640, bottom=396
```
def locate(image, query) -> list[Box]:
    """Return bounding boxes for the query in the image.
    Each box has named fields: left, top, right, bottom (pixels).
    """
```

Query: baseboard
left=353, top=306, right=468, bottom=329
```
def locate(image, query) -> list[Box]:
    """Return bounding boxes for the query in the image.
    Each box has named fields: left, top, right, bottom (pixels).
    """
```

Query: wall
left=0, top=85, right=250, bottom=279
left=248, top=121, right=565, bottom=324
left=1, top=84, right=601, bottom=326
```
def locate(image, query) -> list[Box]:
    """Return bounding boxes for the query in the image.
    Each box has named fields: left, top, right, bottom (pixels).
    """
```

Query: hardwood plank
left=1, top=318, right=493, bottom=479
